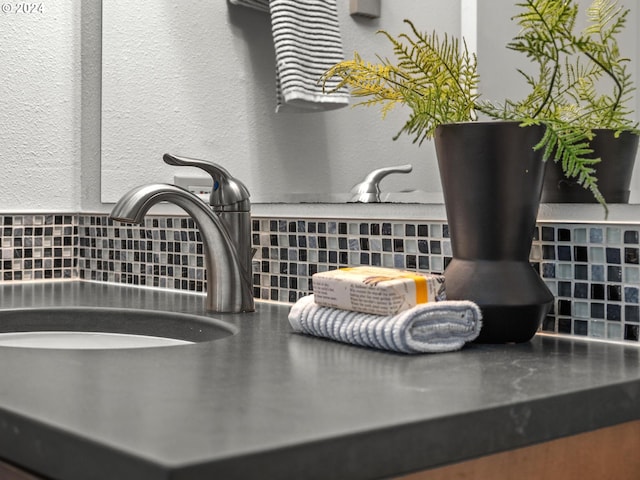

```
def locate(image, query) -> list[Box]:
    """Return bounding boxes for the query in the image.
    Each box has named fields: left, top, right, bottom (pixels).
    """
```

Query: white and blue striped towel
left=229, top=0, right=350, bottom=112
left=288, top=295, right=483, bottom=354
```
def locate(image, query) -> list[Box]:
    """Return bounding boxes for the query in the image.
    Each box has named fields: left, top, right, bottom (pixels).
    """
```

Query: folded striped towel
left=229, top=0, right=350, bottom=112
left=288, top=295, right=483, bottom=354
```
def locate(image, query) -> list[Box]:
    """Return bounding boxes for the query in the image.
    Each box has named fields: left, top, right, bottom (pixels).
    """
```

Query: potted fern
left=513, top=0, right=640, bottom=203
left=322, top=0, right=636, bottom=343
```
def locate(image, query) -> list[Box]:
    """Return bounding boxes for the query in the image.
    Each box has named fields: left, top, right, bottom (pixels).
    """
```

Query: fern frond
left=322, top=20, right=479, bottom=143
left=534, top=121, right=607, bottom=213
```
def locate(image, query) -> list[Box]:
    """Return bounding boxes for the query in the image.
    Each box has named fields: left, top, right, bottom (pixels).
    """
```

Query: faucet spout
left=111, top=183, right=255, bottom=313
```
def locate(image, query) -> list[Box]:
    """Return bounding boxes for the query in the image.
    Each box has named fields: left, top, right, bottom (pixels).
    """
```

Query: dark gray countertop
left=0, top=282, right=639, bottom=479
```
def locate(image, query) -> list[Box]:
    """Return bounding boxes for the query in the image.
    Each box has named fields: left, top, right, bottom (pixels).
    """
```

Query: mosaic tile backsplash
left=1, top=214, right=640, bottom=343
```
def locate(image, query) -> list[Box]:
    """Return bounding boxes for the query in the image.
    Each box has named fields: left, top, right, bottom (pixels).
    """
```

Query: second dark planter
left=434, top=122, right=554, bottom=343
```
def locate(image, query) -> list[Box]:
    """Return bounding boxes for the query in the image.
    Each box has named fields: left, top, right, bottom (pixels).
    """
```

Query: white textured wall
left=2, top=1, right=639, bottom=221
left=0, top=2, right=82, bottom=211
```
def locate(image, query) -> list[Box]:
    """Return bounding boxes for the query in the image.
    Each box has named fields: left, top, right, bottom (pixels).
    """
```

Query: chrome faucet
left=349, top=164, right=413, bottom=203
left=110, top=154, right=255, bottom=313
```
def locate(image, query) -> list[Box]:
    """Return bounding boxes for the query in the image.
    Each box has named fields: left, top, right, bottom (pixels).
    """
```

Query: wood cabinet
left=397, top=420, right=640, bottom=480
left=0, top=459, right=42, bottom=480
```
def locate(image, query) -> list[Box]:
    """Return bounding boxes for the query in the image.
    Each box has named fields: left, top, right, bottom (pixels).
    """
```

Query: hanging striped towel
left=229, top=0, right=350, bottom=112
left=228, top=0, right=268, bottom=12
left=270, top=0, right=350, bottom=112
left=288, top=295, right=483, bottom=354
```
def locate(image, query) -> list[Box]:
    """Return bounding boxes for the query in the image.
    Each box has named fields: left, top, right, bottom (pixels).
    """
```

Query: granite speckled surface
left=0, top=282, right=639, bottom=479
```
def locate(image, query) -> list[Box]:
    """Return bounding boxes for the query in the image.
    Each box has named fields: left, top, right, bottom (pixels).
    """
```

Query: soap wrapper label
left=312, top=266, right=445, bottom=315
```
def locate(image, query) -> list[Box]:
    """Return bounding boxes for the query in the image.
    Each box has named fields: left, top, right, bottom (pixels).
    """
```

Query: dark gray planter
left=542, top=129, right=639, bottom=203
left=434, top=121, right=554, bottom=343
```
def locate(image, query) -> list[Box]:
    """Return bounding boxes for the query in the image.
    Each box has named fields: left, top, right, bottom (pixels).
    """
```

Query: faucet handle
left=349, top=164, right=413, bottom=203
left=163, top=153, right=250, bottom=211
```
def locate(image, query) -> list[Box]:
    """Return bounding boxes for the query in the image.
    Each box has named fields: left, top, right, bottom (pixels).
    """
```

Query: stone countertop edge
left=0, top=281, right=637, bottom=480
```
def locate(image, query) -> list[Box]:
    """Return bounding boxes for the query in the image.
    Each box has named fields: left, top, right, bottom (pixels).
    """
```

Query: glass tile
left=574, top=265, right=588, bottom=280
left=607, top=322, right=622, bottom=340
left=591, top=265, right=605, bottom=281
left=542, top=227, right=555, bottom=241
left=574, top=320, right=588, bottom=336
left=624, top=230, right=639, bottom=244
left=558, top=281, right=572, bottom=297
left=591, top=303, right=605, bottom=319
left=625, top=305, right=640, bottom=323
left=590, top=283, right=605, bottom=300
left=607, top=265, right=622, bottom=282
left=542, top=263, right=556, bottom=278
left=542, top=316, right=556, bottom=332
left=542, top=245, right=555, bottom=259
left=607, top=285, right=622, bottom=301
left=574, top=246, right=588, bottom=262
left=625, top=266, right=640, bottom=283
left=606, top=248, right=621, bottom=264
left=607, top=304, right=621, bottom=321
left=624, top=287, right=639, bottom=304
left=557, top=263, right=572, bottom=279
left=606, top=227, right=621, bottom=244
left=589, top=227, right=603, bottom=243
left=558, top=300, right=572, bottom=316
left=574, top=228, right=587, bottom=243
left=557, top=245, right=571, bottom=261
left=558, top=318, right=572, bottom=333
left=431, top=257, right=443, bottom=272
left=590, top=321, right=606, bottom=338
left=624, top=324, right=639, bottom=341
left=625, top=248, right=639, bottom=264
left=574, top=283, right=588, bottom=298
left=369, top=238, right=382, bottom=251
left=589, top=246, right=604, bottom=262
left=574, top=301, right=589, bottom=318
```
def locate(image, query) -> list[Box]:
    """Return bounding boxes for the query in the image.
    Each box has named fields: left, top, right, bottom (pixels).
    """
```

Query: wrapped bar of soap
left=312, top=266, right=445, bottom=316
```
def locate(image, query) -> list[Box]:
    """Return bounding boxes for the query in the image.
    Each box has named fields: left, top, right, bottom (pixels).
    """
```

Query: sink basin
left=0, top=307, right=237, bottom=350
